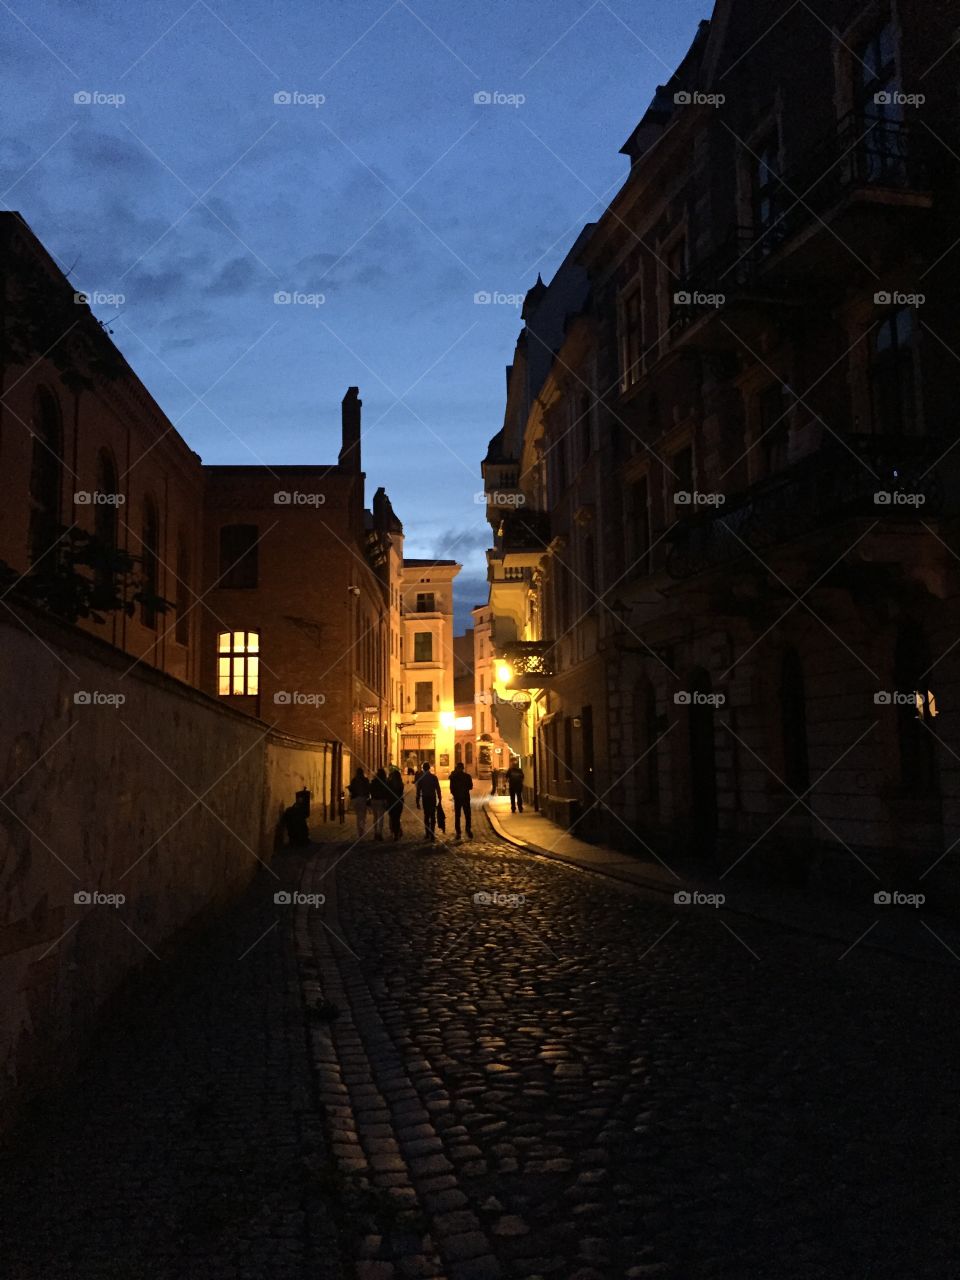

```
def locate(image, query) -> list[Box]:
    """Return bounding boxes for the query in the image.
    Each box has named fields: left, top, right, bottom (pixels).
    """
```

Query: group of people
left=346, top=765, right=406, bottom=841
left=346, top=759, right=479, bottom=844
left=347, top=758, right=528, bottom=845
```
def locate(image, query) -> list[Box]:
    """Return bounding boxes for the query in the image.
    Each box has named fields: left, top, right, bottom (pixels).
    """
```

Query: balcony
left=671, top=113, right=933, bottom=339
left=500, top=640, right=556, bottom=679
left=496, top=509, right=551, bottom=558
left=665, top=434, right=948, bottom=580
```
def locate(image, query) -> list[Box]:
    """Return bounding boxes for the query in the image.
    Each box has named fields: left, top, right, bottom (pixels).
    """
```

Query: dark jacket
left=371, top=774, right=393, bottom=804
left=386, top=771, right=405, bottom=804
left=449, top=769, right=473, bottom=799
left=415, top=772, right=441, bottom=806
left=507, top=767, right=524, bottom=790
left=348, top=774, right=370, bottom=799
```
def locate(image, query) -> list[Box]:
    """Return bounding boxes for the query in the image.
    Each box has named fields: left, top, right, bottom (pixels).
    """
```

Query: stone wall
left=0, top=604, right=332, bottom=1134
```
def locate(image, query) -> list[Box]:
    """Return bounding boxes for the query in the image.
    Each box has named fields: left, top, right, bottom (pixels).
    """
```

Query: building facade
left=483, top=0, right=960, bottom=895
left=398, top=559, right=460, bottom=778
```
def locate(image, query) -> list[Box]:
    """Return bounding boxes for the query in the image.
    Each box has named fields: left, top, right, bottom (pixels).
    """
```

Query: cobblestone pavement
left=301, top=821, right=960, bottom=1280
left=3, top=821, right=960, bottom=1279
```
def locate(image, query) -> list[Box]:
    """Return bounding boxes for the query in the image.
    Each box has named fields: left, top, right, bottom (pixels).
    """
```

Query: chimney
left=339, top=386, right=361, bottom=470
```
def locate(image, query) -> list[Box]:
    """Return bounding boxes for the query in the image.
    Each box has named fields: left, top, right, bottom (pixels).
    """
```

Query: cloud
left=205, top=256, right=260, bottom=296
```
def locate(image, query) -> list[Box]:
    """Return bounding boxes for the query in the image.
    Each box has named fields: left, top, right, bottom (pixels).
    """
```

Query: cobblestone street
left=3, top=811, right=959, bottom=1278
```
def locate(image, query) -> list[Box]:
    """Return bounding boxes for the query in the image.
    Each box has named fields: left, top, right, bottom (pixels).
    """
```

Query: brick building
left=1, top=214, right=407, bottom=813
left=483, top=0, right=960, bottom=895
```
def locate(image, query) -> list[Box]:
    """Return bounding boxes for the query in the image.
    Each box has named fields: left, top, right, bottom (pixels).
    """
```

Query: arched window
left=465, top=741, right=474, bottom=766
left=29, top=386, right=62, bottom=565
left=894, top=623, right=939, bottom=793
left=455, top=742, right=463, bottom=765
left=780, top=648, right=810, bottom=792
left=175, top=539, right=190, bottom=645
left=140, top=497, right=160, bottom=629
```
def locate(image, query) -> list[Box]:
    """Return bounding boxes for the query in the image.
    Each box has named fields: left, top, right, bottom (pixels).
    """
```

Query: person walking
left=490, top=767, right=499, bottom=796
left=347, top=767, right=371, bottom=836
left=507, top=761, right=525, bottom=813
left=414, top=761, right=442, bottom=841
left=370, top=767, right=392, bottom=841
left=387, top=767, right=405, bottom=841
left=449, top=761, right=473, bottom=839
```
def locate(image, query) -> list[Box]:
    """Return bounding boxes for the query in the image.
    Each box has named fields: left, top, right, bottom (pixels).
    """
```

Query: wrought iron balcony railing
left=500, top=640, right=556, bottom=678
left=497, top=509, right=552, bottom=555
left=671, top=113, right=931, bottom=329
left=665, top=434, right=947, bottom=580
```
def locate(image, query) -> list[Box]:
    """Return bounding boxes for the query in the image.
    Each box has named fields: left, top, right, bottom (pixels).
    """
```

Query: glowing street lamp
left=495, top=660, right=513, bottom=685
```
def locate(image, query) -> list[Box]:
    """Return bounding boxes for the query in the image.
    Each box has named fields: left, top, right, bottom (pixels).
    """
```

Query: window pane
left=231, top=660, right=245, bottom=695
left=233, top=630, right=246, bottom=652
left=218, top=631, right=231, bottom=652
left=218, top=657, right=230, bottom=695
left=247, top=656, right=259, bottom=695
left=246, top=631, right=259, bottom=653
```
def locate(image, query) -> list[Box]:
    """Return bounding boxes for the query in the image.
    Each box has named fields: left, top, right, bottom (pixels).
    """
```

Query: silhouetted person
left=370, top=767, right=392, bottom=841
left=347, top=767, right=371, bottom=836
left=415, top=761, right=442, bottom=841
left=281, top=798, right=309, bottom=847
left=490, top=767, right=499, bottom=796
left=449, top=761, right=473, bottom=838
left=387, top=768, right=404, bottom=840
left=507, top=762, right=525, bottom=813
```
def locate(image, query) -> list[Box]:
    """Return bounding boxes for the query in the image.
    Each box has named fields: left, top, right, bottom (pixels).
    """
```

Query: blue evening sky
left=2, top=0, right=708, bottom=629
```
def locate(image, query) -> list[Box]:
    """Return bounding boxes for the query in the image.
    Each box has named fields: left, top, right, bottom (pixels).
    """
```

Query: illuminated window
left=217, top=630, right=260, bottom=696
